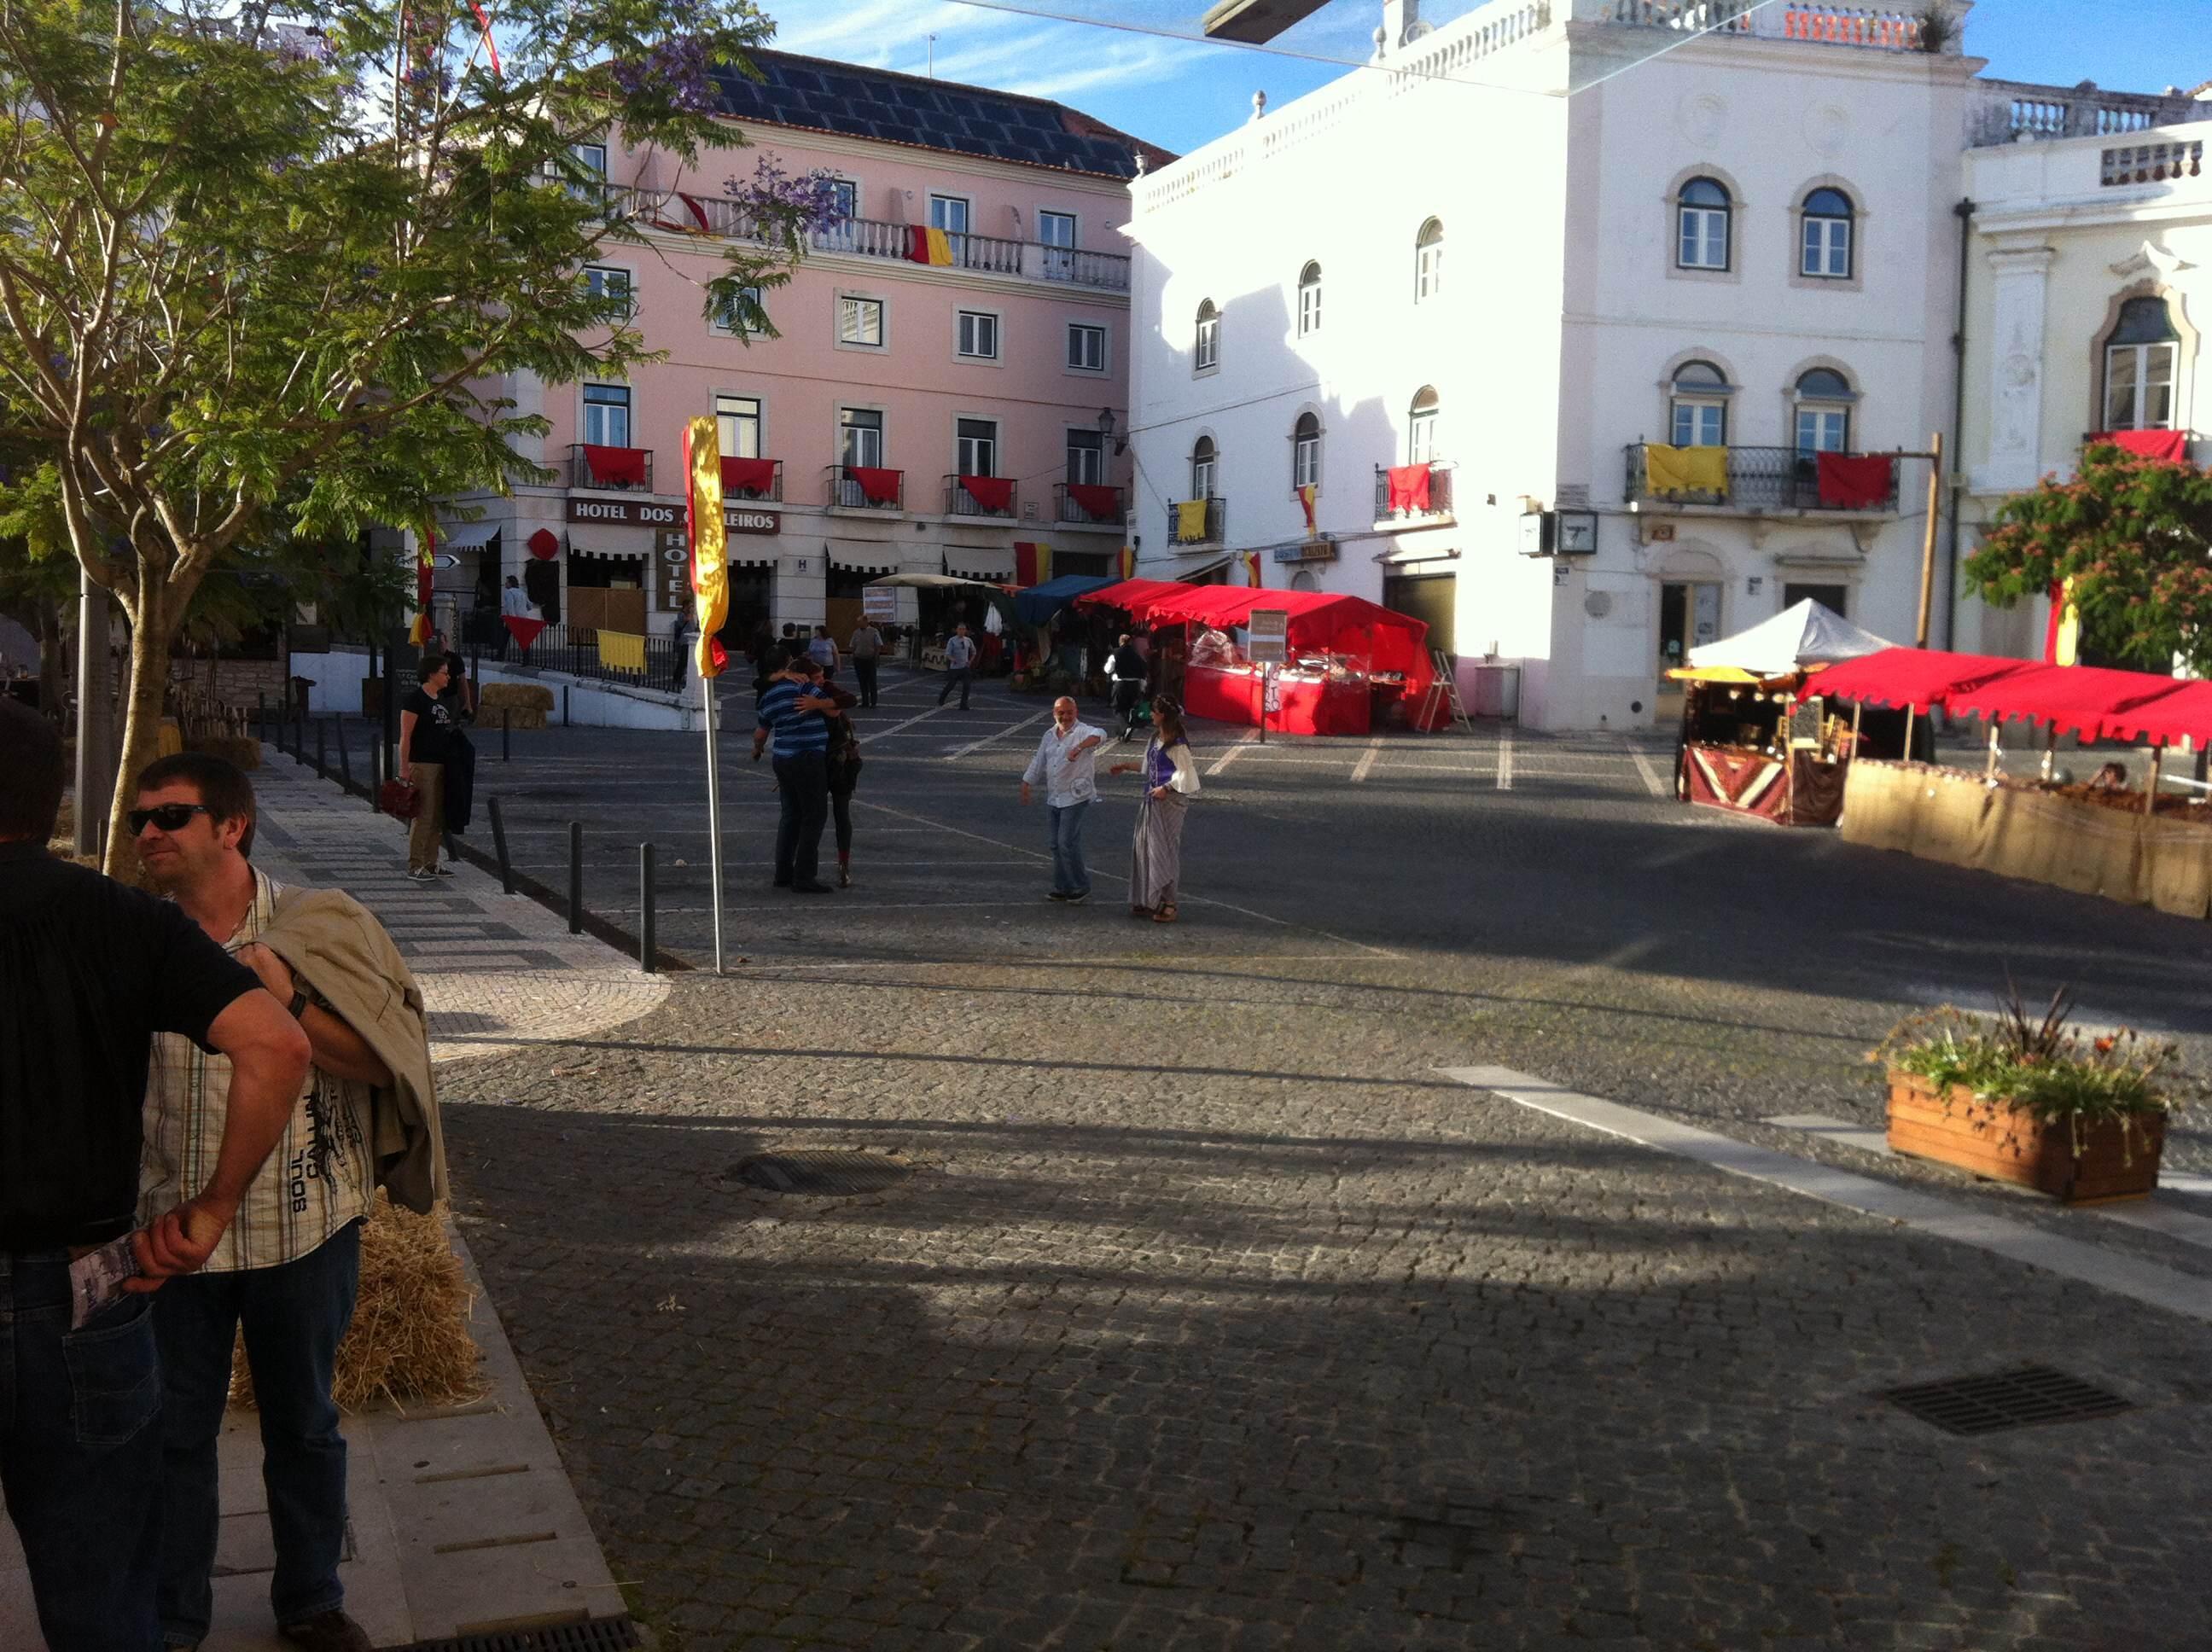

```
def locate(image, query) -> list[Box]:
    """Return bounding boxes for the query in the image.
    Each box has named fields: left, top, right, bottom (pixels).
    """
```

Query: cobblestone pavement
left=414, top=672, right=2212, bottom=1650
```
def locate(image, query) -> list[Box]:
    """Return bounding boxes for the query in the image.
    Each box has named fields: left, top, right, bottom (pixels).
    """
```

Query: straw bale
left=230, top=1191, right=485, bottom=1414
left=479, top=682, right=554, bottom=716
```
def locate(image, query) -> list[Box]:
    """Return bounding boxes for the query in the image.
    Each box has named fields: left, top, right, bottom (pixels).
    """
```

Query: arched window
left=2104, top=297, right=2180, bottom=431
left=1415, top=218, right=1444, bottom=301
left=1793, top=366, right=1854, bottom=452
left=1407, top=387, right=1440, bottom=464
left=1194, top=299, right=1220, bottom=371
left=1297, top=262, right=1322, bottom=336
left=1801, top=187, right=1854, bottom=279
left=1292, top=412, right=1321, bottom=490
left=1668, top=360, right=1730, bottom=446
left=1190, top=434, right=1217, bottom=499
left=1290, top=569, right=1319, bottom=592
left=1677, top=177, right=1731, bottom=271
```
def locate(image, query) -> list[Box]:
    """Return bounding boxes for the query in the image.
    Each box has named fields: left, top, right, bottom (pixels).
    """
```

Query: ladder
left=1417, top=649, right=1474, bottom=735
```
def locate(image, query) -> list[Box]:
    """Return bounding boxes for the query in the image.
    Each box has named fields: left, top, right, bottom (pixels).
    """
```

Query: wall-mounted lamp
left=1097, top=408, right=1128, bottom=457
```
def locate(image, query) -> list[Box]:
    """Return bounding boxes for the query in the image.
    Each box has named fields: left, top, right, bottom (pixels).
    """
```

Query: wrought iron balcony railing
left=569, top=444, right=654, bottom=492
left=1056, top=482, right=1126, bottom=526
left=1167, top=496, right=1225, bottom=546
left=1373, top=462, right=1455, bottom=521
left=1621, top=443, right=1901, bottom=512
left=824, top=464, right=904, bottom=511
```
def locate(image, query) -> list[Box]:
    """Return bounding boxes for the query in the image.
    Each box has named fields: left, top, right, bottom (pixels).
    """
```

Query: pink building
left=437, top=51, right=1170, bottom=652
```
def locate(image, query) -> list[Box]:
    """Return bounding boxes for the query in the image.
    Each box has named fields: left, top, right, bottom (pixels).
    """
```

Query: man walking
left=1020, top=695, right=1106, bottom=903
left=938, top=622, right=976, bottom=710
left=399, top=654, right=457, bottom=881
left=1106, top=631, right=1147, bottom=742
left=753, top=648, right=841, bottom=893
left=0, top=701, right=310, bottom=1652
left=134, top=753, right=442, bottom=1652
left=498, top=575, right=531, bottom=660
left=847, top=614, right=884, bottom=707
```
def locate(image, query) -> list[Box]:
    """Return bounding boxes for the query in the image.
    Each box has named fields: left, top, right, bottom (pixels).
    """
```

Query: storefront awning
left=567, top=533, right=649, bottom=562
left=434, top=520, right=502, bottom=551
left=1014, top=573, right=1117, bottom=626
left=830, top=554, right=903, bottom=576
left=943, top=549, right=1013, bottom=580
left=726, top=551, right=774, bottom=570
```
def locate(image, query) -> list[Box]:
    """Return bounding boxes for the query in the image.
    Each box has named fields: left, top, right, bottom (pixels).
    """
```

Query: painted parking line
left=1443, top=1068, right=2212, bottom=1325
left=1350, top=738, right=1387, bottom=783
left=945, top=708, right=1051, bottom=759
left=1623, top=737, right=1671, bottom=798
left=1495, top=724, right=1514, bottom=790
left=857, top=703, right=954, bottom=745
left=1205, top=728, right=1262, bottom=777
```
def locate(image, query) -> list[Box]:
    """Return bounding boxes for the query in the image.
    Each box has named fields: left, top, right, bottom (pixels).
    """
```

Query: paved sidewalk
left=0, top=747, right=667, bottom=1649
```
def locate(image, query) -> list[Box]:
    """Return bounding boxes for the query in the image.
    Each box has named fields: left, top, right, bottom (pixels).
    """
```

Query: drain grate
left=1880, top=1365, right=2133, bottom=1436
left=393, top=1615, right=640, bottom=1652
left=731, top=1149, right=911, bottom=1195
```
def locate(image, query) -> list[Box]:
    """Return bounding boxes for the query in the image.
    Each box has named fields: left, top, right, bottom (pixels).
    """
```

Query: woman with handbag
left=398, top=656, right=457, bottom=881
left=1107, top=696, right=1199, bottom=923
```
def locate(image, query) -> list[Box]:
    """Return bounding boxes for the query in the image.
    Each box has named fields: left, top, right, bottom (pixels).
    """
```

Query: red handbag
left=379, top=778, right=420, bottom=819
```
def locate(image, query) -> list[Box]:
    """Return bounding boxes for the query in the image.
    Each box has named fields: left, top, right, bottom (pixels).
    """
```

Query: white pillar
left=1976, top=245, right=2054, bottom=494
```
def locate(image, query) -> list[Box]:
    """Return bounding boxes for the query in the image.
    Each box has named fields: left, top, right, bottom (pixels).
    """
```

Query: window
left=1292, top=412, right=1321, bottom=490
left=957, top=310, right=999, bottom=360
left=1039, top=210, right=1076, bottom=280
left=573, top=143, right=607, bottom=179
left=930, top=194, right=969, bottom=261
left=582, top=265, right=633, bottom=317
left=1407, top=387, right=1439, bottom=464
left=1677, top=177, right=1732, bottom=271
left=1067, top=322, right=1107, bottom=373
left=1793, top=367, right=1853, bottom=453
left=1297, top=261, right=1322, bottom=336
left=818, top=178, right=860, bottom=251
left=1784, top=582, right=1848, bottom=618
left=1668, top=361, right=1729, bottom=447
left=957, top=417, right=998, bottom=478
left=716, top=393, right=761, bottom=462
left=582, top=383, right=631, bottom=448
left=1415, top=218, right=1444, bottom=301
left=827, top=178, right=858, bottom=221
left=1190, top=435, right=1216, bottom=499
left=839, top=407, right=883, bottom=469
left=2104, top=297, right=2180, bottom=430
left=1195, top=300, right=1219, bottom=371
left=710, top=285, right=765, bottom=336
left=837, top=295, right=884, bottom=347
left=1067, top=428, right=1105, bottom=486
left=1801, top=187, right=1854, bottom=279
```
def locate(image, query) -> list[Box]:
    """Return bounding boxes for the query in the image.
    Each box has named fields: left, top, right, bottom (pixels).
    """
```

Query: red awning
left=1075, top=579, right=1195, bottom=620
left=1802, top=647, right=2036, bottom=713
left=1947, top=663, right=2191, bottom=740
left=2100, top=680, right=2212, bottom=747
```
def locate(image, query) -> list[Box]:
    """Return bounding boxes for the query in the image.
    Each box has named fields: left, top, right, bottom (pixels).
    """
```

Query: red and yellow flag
left=2044, top=576, right=2080, bottom=667
left=408, top=527, right=436, bottom=646
left=684, top=416, right=729, bottom=678
left=1297, top=484, right=1317, bottom=534
left=1119, top=544, right=1135, bottom=579
left=1243, top=550, right=1262, bottom=588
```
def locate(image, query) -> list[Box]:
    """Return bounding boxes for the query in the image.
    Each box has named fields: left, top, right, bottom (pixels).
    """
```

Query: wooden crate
left=1885, top=1072, right=2165, bottom=1204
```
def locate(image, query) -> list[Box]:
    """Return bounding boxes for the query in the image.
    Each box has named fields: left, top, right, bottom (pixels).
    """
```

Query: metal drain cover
left=1880, top=1365, right=2132, bottom=1436
left=731, top=1150, right=911, bottom=1195
left=393, top=1615, right=640, bottom=1651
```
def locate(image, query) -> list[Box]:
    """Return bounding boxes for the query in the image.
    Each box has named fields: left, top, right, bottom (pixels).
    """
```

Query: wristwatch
left=288, top=987, right=310, bottom=1021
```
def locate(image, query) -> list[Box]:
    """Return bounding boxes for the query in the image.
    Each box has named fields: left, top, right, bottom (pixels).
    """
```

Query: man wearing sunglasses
left=0, top=701, right=311, bottom=1651
left=131, top=752, right=442, bottom=1652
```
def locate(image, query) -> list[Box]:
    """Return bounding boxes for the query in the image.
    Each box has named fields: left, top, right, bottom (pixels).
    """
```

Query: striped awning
left=943, top=547, right=1013, bottom=581
left=830, top=553, right=904, bottom=575
left=434, top=519, right=503, bottom=551
left=726, top=551, right=775, bottom=570
left=567, top=533, right=649, bottom=562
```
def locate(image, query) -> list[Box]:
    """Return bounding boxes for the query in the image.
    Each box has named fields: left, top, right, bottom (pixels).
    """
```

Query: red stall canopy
left=1800, top=647, right=2037, bottom=713
left=2101, top=680, right=2212, bottom=747
left=1078, top=579, right=1195, bottom=620
left=1946, top=663, right=2189, bottom=739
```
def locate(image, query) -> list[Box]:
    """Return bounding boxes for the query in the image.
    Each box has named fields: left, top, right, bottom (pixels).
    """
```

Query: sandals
left=1152, top=904, right=1179, bottom=924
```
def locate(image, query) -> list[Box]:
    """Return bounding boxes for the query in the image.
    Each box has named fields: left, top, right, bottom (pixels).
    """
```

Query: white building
left=1123, top=0, right=2197, bottom=730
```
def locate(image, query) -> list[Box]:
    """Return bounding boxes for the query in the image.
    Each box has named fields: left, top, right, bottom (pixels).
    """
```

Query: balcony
left=721, top=457, right=782, bottom=502
left=1970, top=79, right=2201, bottom=148
left=570, top=444, right=653, bottom=492
left=1597, top=2, right=1952, bottom=52
left=825, top=464, right=904, bottom=512
left=617, top=189, right=1133, bottom=294
left=1622, top=444, right=1901, bottom=513
left=945, top=474, right=1018, bottom=520
left=1374, top=462, right=1455, bottom=523
left=1167, top=497, right=1225, bottom=546
left=1056, top=482, right=1126, bottom=527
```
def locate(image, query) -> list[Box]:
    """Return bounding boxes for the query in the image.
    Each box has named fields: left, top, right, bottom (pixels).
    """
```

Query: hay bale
left=479, top=682, right=555, bottom=713
left=230, top=1192, right=485, bottom=1414
left=186, top=734, right=261, bottom=771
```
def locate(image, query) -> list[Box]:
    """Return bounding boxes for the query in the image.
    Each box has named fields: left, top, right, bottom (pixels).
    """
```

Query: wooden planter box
left=1885, top=1070, right=2165, bottom=1204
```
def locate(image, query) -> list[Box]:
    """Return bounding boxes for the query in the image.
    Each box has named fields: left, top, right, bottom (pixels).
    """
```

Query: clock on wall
left=1556, top=510, right=1598, bottom=556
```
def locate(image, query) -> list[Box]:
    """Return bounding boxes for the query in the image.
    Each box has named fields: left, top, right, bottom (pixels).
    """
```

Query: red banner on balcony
left=581, top=445, right=646, bottom=486
left=1068, top=483, right=1120, bottom=521
left=1386, top=464, right=1431, bottom=515
left=721, top=457, right=777, bottom=497
left=960, top=474, right=1014, bottom=512
left=1813, top=451, right=1895, bottom=509
left=501, top=615, right=547, bottom=651
left=2091, top=428, right=2191, bottom=462
left=849, top=466, right=901, bottom=505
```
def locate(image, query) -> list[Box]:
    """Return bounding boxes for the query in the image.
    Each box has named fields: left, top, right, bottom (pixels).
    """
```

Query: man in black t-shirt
left=399, top=654, right=457, bottom=881
left=0, top=700, right=311, bottom=1650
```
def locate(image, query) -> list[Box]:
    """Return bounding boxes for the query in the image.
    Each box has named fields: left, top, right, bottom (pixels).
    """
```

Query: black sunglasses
left=128, top=803, right=212, bottom=835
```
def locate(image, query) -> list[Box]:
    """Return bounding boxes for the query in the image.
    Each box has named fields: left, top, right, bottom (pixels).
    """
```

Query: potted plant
left=1874, top=986, right=2185, bottom=1203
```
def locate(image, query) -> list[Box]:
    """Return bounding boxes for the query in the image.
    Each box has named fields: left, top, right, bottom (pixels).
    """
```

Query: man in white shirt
left=937, top=623, right=976, bottom=710
left=497, top=576, right=532, bottom=660
left=1019, top=695, right=1105, bottom=903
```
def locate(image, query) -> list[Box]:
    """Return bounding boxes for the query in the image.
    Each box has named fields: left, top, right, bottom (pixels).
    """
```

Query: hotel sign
left=725, top=506, right=782, bottom=536
left=566, top=496, right=679, bottom=527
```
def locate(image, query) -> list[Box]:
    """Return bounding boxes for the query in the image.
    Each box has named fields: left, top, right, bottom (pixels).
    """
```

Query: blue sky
left=763, top=0, right=2208, bottom=159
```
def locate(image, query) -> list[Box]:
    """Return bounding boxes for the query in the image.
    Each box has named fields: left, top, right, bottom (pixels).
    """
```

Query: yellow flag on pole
left=684, top=416, right=728, bottom=678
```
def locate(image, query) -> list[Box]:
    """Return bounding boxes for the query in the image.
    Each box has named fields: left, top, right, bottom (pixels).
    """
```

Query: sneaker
left=405, top=868, right=436, bottom=882
left=432, top=864, right=457, bottom=878
left=1066, top=890, right=1090, bottom=905
left=1046, top=890, right=1069, bottom=902
left=838, top=867, right=853, bottom=887
left=279, top=1611, right=374, bottom=1652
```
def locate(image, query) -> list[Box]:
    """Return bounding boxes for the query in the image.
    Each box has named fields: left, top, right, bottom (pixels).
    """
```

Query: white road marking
left=945, top=708, right=1050, bottom=760
left=1623, top=737, right=1670, bottom=798
left=1349, top=738, right=1387, bottom=783
left=1495, top=724, right=1514, bottom=790
left=857, top=704, right=953, bottom=746
left=1445, top=1067, right=2212, bottom=1324
left=1205, top=728, right=1262, bottom=777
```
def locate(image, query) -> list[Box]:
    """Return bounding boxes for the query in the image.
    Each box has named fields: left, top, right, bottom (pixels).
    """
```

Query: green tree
left=1962, top=443, right=2212, bottom=674
left=0, top=0, right=828, bottom=868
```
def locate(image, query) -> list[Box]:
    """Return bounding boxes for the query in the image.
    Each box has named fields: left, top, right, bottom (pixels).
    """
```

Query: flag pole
left=701, top=669, right=725, bottom=974
left=683, top=416, right=731, bottom=976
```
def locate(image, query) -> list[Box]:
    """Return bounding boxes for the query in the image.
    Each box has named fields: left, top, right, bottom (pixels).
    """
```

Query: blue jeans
left=772, top=750, right=830, bottom=886
left=0, top=1249, right=164, bottom=1651
left=1049, top=800, right=1091, bottom=896
left=154, top=1220, right=363, bottom=1645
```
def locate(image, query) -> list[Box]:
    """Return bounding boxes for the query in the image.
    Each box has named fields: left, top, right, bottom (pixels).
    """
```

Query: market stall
left=1076, top=580, right=1441, bottom=733
left=1670, top=600, right=1892, bottom=826
left=863, top=573, right=1015, bottom=666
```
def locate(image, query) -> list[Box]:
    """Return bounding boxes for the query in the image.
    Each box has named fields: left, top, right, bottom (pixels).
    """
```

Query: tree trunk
left=103, top=584, right=174, bottom=882
left=32, top=597, right=66, bottom=718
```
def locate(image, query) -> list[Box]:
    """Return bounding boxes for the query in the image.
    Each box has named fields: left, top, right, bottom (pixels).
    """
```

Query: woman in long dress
left=1109, top=697, right=1200, bottom=922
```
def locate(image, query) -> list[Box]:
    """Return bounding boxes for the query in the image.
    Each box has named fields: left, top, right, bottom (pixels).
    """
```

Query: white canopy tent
left=1686, top=599, right=1893, bottom=679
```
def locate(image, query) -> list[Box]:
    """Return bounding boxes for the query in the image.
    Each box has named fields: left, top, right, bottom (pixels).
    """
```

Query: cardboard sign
left=1248, top=608, right=1289, bottom=666
left=862, top=585, right=898, bottom=622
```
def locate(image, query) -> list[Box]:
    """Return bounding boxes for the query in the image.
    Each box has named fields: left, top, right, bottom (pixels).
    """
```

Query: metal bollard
left=335, top=717, right=352, bottom=790
left=316, top=718, right=328, bottom=781
left=562, top=684, right=571, bottom=728
left=488, top=796, right=515, bottom=895
left=639, top=842, right=656, bottom=974
left=294, top=711, right=307, bottom=766
left=503, top=707, right=511, bottom=762
left=568, top=820, right=583, bottom=934
left=370, top=741, right=384, bottom=811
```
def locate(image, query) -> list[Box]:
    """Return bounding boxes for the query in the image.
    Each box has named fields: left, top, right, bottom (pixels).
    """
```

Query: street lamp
left=1096, top=407, right=1126, bottom=456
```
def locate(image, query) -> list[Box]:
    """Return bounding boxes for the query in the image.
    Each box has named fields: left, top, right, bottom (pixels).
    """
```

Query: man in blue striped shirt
left=752, top=649, right=841, bottom=893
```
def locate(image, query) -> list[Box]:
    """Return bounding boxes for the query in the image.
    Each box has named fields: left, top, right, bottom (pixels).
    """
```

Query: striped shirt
left=757, top=676, right=830, bottom=758
left=139, top=870, right=375, bottom=1271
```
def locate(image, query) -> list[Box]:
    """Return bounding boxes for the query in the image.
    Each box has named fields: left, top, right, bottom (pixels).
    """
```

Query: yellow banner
left=1174, top=498, right=1209, bottom=540
left=597, top=630, right=646, bottom=672
left=684, top=416, right=728, bottom=678
left=1644, top=443, right=1729, bottom=497
left=924, top=226, right=954, bottom=265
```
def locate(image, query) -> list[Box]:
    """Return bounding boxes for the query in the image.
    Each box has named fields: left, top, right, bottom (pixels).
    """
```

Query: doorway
left=1657, top=579, right=1721, bottom=717
left=1383, top=572, right=1457, bottom=660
